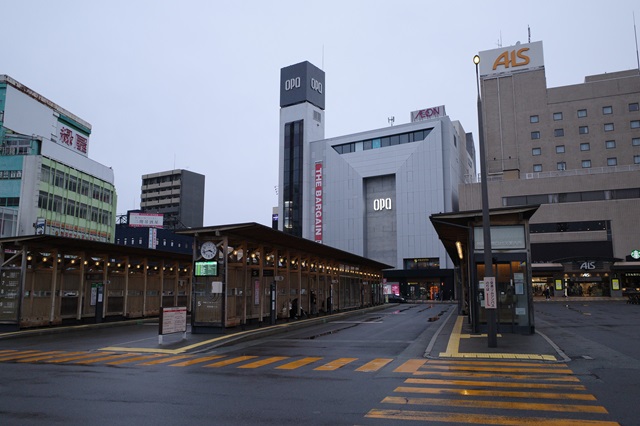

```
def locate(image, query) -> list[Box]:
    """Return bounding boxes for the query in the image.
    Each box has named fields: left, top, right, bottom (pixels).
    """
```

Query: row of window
left=333, top=128, right=433, bottom=154
left=530, top=102, right=639, bottom=123
left=41, top=165, right=114, bottom=204
left=504, top=188, right=640, bottom=206
left=531, top=121, right=640, bottom=139
left=532, top=156, right=640, bottom=172
left=533, top=137, right=640, bottom=155
left=0, top=170, right=22, bottom=180
left=0, top=197, right=19, bottom=207
left=37, top=191, right=112, bottom=226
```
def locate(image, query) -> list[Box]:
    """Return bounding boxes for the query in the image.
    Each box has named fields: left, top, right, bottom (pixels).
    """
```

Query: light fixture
left=27, top=255, right=33, bottom=261
left=455, top=241, right=464, bottom=260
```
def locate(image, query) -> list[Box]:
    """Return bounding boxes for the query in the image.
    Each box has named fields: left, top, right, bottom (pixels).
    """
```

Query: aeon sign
left=411, top=105, right=446, bottom=122
left=284, top=77, right=301, bottom=91
left=373, top=198, right=392, bottom=211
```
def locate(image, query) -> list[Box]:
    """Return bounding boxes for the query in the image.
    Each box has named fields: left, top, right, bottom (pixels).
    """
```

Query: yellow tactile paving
left=439, top=315, right=558, bottom=360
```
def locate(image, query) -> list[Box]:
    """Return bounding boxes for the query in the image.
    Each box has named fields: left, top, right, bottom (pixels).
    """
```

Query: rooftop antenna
left=634, top=12, right=640, bottom=70
left=528, top=25, right=531, bottom=43
left=388, top=116, right=395, bottom=126
left=497, top=31, right=502, bottom=47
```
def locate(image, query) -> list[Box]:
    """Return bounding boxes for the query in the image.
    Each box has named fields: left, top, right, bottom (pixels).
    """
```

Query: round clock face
left=200, top=241, right=217, bottom=260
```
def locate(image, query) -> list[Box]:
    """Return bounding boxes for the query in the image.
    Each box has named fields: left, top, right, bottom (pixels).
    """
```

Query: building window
left=553, top=112, right=563, bottom=121
left=631, top=120, right=640, bottom=129
left=605, top=140, right=616, bottom=149
left=604, top=123, right=614, bottom=132
left=530, top=115, right=539, bottom=123
left=579, top=126, right=589, bottom=134
left=630, top=103, right=640, bottom=112
left=532, top=147, right=541, bottom=156
left=580, top=143, right=590, bottom=151
left=577, top=109, right=588, bottom=118
left=602, top=106, right=613, bottom=115
left=582, top=160, right=591, bottom=168
left=633, top=137, right=640, bottom=146
left=556, top=145, right=565, bottom=153
left=533, top=164, right=542, bottom=172
left=531, top=131, right=540, bottom=139
left=635, top=155, right=640, bottom=164
left=557, top=162, right=566, bottom=170
left=607, top=157, right=617, bottom=166
left=554, top=128, right=564, bottom=137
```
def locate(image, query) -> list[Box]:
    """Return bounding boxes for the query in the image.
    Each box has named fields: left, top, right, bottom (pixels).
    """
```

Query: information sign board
left=484, top=277, right=497, bottom=309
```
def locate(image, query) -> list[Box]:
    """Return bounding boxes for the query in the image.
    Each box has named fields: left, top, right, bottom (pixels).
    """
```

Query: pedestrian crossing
left=363, top=359, right=620, bottom=425
left=0, top=348, right=399, bottom=373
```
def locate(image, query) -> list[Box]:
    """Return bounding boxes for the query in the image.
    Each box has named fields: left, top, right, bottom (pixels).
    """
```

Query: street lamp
left=473, top=54, right=497, bottom=348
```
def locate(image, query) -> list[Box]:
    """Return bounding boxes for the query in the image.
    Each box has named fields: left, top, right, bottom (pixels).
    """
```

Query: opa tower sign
left=280, top=61, right=325, bottom=110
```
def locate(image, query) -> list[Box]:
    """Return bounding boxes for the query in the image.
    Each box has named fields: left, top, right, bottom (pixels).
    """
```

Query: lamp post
left=473, top=54, right=497, bottom=348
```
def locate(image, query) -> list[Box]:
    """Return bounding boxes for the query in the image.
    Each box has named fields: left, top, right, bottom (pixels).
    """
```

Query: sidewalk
left=424, top=306, right=569, bottom=362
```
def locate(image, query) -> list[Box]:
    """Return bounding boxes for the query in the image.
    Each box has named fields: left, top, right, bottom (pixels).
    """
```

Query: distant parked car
left=387, top=295, right=407, bottom=303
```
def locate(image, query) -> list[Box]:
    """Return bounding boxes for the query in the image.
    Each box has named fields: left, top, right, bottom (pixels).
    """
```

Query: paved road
left=0, top=301, right=635, bottom=425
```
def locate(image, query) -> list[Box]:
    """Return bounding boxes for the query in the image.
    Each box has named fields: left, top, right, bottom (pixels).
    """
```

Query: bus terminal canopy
left=178, top=222, right=392, bottom=271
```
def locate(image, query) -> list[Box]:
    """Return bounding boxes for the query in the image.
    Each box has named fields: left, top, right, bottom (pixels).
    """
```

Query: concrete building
left=277, top=61, right=476, bottom=299
left=461, top=41, right=640, bottom=297
left=140, top=169, right=205, bottom=229
left=0, top=75, right=116, bottom=242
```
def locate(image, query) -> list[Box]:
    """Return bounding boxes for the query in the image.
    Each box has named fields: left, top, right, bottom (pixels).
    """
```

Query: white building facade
left=0, top=75, right=116, bottom=241
left=278, top=62, right=475, bottom=298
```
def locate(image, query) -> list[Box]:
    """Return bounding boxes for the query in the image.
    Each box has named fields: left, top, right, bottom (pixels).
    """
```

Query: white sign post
left=484, top=277, right=497, bottom=309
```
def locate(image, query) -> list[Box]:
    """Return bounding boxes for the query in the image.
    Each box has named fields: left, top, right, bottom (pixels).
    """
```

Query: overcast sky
left=2, top=1, right=639, bottom=226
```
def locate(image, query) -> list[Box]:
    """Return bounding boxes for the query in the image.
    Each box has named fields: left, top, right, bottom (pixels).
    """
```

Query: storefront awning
left=612, top=261, right=640, bottom=272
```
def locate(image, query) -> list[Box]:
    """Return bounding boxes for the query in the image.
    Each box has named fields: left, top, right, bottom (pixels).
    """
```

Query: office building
left=140, top=169, right=205, bottom=229
left=461, top=41, right=640, bottom=297
left=0, top=75, right=116, bottom=241
left=277, top=61, right=476, bottom=298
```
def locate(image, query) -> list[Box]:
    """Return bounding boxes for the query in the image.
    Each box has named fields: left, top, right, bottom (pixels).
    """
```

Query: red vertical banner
left=314, top=162, right=323, bottom=243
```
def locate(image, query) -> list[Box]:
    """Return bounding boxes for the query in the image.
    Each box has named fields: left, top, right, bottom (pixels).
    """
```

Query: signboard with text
left=478, top=41, right=544, bottom=78
left=484, top=277, right=497, bottom=309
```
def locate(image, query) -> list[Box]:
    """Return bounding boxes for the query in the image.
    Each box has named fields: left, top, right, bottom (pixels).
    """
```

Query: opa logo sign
left=310, top=78, right=322, bottom=94
left=373, top=198, right=392, bottom=211
left=284, top=77, right=301, bottom=91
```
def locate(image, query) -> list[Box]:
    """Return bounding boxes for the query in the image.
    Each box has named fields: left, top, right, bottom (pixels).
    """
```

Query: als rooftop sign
left=478, top=41, right=544, bottom=78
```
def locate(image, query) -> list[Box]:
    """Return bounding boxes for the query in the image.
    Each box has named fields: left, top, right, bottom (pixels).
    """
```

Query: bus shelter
left=0, top=235, right=192, bottom=331
left=178, top=223, right=390, bottom=333
left=430, top=206, right=539, bottom=335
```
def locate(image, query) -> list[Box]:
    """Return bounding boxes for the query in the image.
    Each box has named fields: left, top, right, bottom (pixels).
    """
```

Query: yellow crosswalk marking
left=238, top=356, right=290, bottom=369
left=106, top=354, right=164, bottom=365
left=394, top=385, right=597, bottom=401
left=275, top=357, right=323, bottom=370
left=412, top=369, right=581, bottom=382
left=427, top=359, right=569, bottom=368
left=169, top=355, right=226, bottom=367
left=73, top=353, right=141, bottom=365
left=204, top=355, right=258, bottom=368
left=137, top=355, right=193, bottom=365
left=314, top=357, right=357, bottom=371
left=45, top=352, right=116, bottom=363
left=424, top=364, right=573, bottom=374
left=381, top=396, right=609, bottom=414
left=366, top=409, right=619, bottom=425
left=0, top=350, right=41, bottom=361
left=393, top=359, right=427, bottom=373
left=355, top=358, right=393, bottom=372
left=405, top=377, right=586, bottom=391
left=18, top=351, right=84, bottom=362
